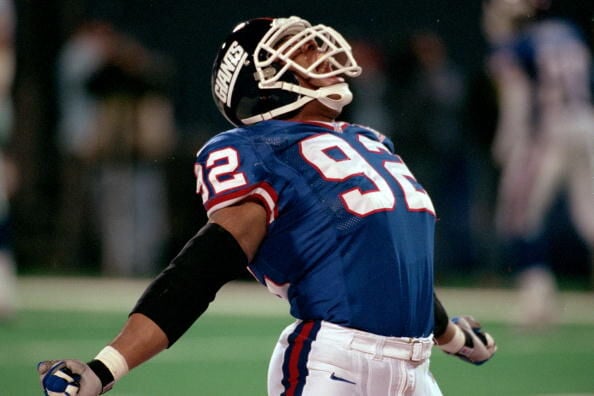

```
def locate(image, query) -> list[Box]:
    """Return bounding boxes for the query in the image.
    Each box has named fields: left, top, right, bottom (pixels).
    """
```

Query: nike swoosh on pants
left=330, top=372, right=356, bottom=385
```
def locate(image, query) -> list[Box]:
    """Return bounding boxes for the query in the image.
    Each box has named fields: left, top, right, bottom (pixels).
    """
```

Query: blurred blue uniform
left=196, top=120, right=436, bottom=337
left=508, top=18, right=591, bottom=106
left=489, top=16, right=594, bottom=252
left=487, top=14, right=594, bottom=326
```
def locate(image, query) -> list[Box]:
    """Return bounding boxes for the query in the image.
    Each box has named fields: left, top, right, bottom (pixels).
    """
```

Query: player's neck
left=286, top=100, right=340, bottom=123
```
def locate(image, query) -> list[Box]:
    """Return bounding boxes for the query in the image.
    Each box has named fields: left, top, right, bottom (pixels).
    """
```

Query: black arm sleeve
left=433, top=292, right=450, bottom=338
left=131, top=222, right=248, bottom=346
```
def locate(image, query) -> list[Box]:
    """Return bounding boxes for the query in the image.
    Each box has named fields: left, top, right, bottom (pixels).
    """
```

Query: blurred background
left=3, top=0, right=591, bottom=283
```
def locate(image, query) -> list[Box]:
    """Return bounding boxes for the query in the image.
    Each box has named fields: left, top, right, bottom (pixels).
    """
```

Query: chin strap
left=314, top=83, right=353, bottom=112
left=240, top=82, right=353, bottom=125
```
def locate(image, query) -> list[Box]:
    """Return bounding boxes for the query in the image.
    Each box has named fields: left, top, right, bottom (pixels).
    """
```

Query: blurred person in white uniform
left=483, top=0, right=594, bottom=326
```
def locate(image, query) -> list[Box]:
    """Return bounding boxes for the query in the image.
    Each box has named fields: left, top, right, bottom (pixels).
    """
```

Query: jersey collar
left=301, top=120, right=349, bottom=132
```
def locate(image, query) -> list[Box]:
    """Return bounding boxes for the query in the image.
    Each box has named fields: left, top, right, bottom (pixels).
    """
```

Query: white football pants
left=267, top=320, right=442, bottom=396
left=495, top=112, right=594, bottom=246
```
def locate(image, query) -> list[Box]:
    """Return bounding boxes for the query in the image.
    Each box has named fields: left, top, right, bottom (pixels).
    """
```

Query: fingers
left=457, top=315, right=483, bottom=331
left=449, top=315, right=497, bottom=365
left=484, top=332, right=497, bottom=353
left=37, top=360, right=65, bottom=375
left=462, top=315, right=481, bottom=328
left=38, top=360, right=85, bottom=396
left=38, top=359, right=87, bottom=376
left=37, top=360, right=60, bottom=375
left=455, top=315, right=496, bottom=349
left=62, top=359, right=89, bottom=374
left=38, top=359, right=103, bottom=396
left=471, top=323, right=496, bottom=351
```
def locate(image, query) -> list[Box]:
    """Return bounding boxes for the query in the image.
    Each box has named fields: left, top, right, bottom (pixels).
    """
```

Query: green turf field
left=2, top=277, right=593, bottom=395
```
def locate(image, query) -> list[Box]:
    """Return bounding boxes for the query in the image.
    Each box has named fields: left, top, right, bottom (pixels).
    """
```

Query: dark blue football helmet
left=211, top=16, right=361, bottom=126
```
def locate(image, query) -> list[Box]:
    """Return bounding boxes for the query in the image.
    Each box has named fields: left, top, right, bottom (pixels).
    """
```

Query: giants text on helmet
left=213, top=41, right=247, bottom=106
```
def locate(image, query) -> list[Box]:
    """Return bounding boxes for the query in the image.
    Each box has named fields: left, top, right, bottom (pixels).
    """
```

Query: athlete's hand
left=38, top=360, right=102, bottom=396
left=438, top=316, right=497, bottom=365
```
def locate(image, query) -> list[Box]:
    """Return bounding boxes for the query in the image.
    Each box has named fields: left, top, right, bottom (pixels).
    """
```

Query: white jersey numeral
left=205, top=147, right=247, bottom=194
left=198, top=133, right=434, bottom=217
left=194, top=163, right=209, bottom=202
left=300, top=134, right=434, bottom=216
left=384, top=161, right=435, bottom=213
left=300, top=134, right=395, bottom=216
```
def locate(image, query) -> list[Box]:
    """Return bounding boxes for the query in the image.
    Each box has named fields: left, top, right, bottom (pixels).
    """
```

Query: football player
left=38, top=16, right=496, bottom=395
left=483, top=0, right=594, bottom=326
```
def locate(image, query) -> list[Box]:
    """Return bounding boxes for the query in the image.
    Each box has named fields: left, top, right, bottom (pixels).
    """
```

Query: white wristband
left=94, top=346, right=130, bottom=382
left=437, top=325, right=466, bottom=354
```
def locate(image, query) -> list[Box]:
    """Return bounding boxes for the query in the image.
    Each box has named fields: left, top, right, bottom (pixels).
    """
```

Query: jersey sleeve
left=195, top=132, right=279, bottom=224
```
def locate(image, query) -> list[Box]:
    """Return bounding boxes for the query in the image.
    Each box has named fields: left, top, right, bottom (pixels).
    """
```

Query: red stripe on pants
left=285, top=321, right=315, bottom=396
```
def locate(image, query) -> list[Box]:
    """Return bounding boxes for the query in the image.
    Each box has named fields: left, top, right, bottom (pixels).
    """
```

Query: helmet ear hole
left=236, top=89, right=299, bottom=121
left=237, top=64, right=300, bottom=121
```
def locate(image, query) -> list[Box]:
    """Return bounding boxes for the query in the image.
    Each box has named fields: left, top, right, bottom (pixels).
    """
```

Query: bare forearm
left=110, top=313, right=169, bottom=370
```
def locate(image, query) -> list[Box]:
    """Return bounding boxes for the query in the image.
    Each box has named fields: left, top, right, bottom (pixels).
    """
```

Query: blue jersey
left=501, top=19, right=592, bottom=107
left=195, top=120, right=436, bottom=337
